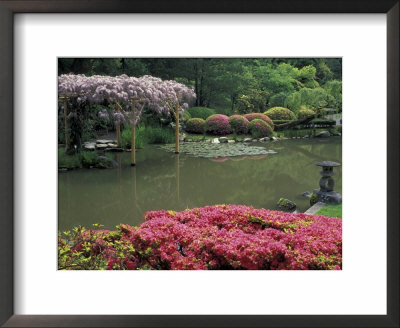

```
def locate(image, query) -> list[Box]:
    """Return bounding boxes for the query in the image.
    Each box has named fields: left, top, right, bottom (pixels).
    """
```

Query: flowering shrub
left=205, top=114, right=232, bottom=135
left=185, top=118, right=206, bottom=134
left=264, top=107, right=296, bottom=121
left=297, top=108, right=315, bottom=120
left=58, top=205, right=342, bottom=270
left=249, top=119, right=273, bottom=138
left=243, top=113, right=274, bottom=128
left=228, top=115, right=250, bottom=134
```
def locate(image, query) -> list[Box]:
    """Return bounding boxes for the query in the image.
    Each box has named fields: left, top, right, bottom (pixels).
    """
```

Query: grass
left=316, top=204, right=342, bottom=218
left=121, top=125, right=174, bottom=149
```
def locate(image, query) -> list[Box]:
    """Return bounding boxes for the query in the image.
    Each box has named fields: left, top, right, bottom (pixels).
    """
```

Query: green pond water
left=58, top=137, right=342, bottom=231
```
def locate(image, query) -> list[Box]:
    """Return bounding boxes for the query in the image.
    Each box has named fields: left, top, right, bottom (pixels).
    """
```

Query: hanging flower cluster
left=58, top=205, right=342, bottom=270
left=58, top=74, right=196, bottom=126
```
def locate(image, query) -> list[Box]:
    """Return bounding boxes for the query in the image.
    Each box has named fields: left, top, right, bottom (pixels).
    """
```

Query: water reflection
left=58, top=138, right=342, bottom=231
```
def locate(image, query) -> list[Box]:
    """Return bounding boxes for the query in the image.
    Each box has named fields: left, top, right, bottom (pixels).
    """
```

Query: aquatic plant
left=228, top=115, right=250, bottom=134
left=243, top=113, right=274, bottom=127
left=249, top=119, right=273, bottom=138
left=205, top=114, right=232, bottom=135
left=58, top=205, right=342, bottom=270
left=264, top=107, right=297, bottom=121
left=185, top=118, right=206, bottom=134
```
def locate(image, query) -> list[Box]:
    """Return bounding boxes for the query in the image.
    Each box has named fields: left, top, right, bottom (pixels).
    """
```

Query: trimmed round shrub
left=185, top=118, right=206, bottom=134
left=264, top=107, right=296, bottom=121
left=205, top=114, right=232, bottom=135
left=244, top=113, right=274, bottom=127
left=228, top=115, right=250, bottom=134
left=187, top=107, right=216, bottom=120
left=182, top=110, right=191, bottom=122
left=249, top=119, right=273, bottom=138
left=297, top=108, right=315, bottom=120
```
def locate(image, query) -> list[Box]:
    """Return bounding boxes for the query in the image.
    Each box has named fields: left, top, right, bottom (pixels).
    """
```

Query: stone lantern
left=314, top=161, right=342, bottom=204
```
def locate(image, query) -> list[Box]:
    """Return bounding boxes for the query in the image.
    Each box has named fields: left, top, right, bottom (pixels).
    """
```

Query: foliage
left=121, top=125, right=174, bottom=148
left=228, top=115, right=250, bottom=134
left=187, top=106, right=216, bottom=120
left=249, top=119, right=273, bottom=138
left=205, top=114, right=232, bottom=135
left=59, top=58, right=341, bottom=113
left=185, top=118, right=206, bottom=134
left=297, top=108, right=316, bottom=120
left=80, top=151, right=99, bottom=168
left=235, top=89, right=269, bottom=114
left=264, top=107, right=296, bottom=121
left=182, top=110, right=191, bottom=122
left=58, top=149, right=82, bottom=169
left=121, top=126, right=146, bottom=149
left=58, top=205, right=342, bottom=270
left=243, top=113, right=274, bottom=127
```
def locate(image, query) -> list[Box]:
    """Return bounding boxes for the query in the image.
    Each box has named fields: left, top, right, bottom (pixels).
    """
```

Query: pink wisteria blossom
left=58, top=74, right=196, bottom=125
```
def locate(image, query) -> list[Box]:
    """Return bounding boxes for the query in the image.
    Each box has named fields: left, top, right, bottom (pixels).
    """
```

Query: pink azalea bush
left=244, top=113, right=274, bottom=128
left=205, top=114, right=232, bottom=135
left=228, top=115, right=250, bottom=134
left=184, top=118, right=206, bottom=134
left=249, top=119, right=273, bottom=138
left=58, top=205, right=342, bottom=270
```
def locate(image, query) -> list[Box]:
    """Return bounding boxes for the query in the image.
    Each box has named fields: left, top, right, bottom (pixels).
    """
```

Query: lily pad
left=160, top=142, right=277, bottom=158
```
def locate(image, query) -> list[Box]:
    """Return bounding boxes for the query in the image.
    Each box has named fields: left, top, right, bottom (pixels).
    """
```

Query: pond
left=58, top=137, right=342, bottom=231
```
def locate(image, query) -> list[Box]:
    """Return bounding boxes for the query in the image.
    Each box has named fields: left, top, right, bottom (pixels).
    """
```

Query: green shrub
left=187, top=107, right=216, bottom=120
left=249, top=119, right=273, bottom=138
left=80, top=151, right=99, bottom=168
left=228, top=115, right=249, bottom=134
left=58, top=149, right=81, bottom=169
left=272, top=120, right=292, bottom=125
left=297, top=108, right=315, bottom=120
left=264, top=107, right=297, bottom=121
left=182, top=111, right=191, bottom=122
left=185, top=118, right=206, bottom=134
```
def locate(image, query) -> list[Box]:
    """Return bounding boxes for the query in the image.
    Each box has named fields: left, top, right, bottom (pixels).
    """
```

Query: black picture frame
left=0, top=1, right=398, bottom=327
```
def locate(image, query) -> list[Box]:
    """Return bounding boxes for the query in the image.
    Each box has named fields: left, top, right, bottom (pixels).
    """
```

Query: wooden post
left=176, top=154, right=180, bottom=201
left=63, top=98, right=69, bottom=151
left=116, top=102, right=121, bottom=147
left=175, top=103, right=179, bottom=154
left=131, top=100, right=136, bottom=166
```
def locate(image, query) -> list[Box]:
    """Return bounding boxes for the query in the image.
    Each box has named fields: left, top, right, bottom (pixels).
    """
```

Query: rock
left=179, top=133, right=187, bottom=142
left=186, top=139, right=193, bottom=142
left=212, top=138, right=220, bottom=144
left=219, top=137, right=228, bottom=143
left=315, top=131, right=330, bottom=138
left=96, top=144, right=108, bottom=149
left=58, top=168, right=68, bottom=173
left=107, top=143, right=118, bottom=148
left=105, top=147, right=124, bottom=152
left=244, top=138, right=252, bottom=143
left=227, top=140, right=235, bottom=144
left=271, top=137, right=279, bottom=141
left=95, top=156, right=118, bottom=169
left=96, top=139, right=113, bottom=144
left=301, top=191, right=311, bottom=199
left=83, top=143, right=96, bottom=150
left=304, top=135, right=309, bottom=138
left=277, top=198, right=296, bottom=212
left=252, top=139, right=257, bottom=142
